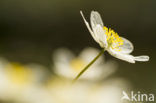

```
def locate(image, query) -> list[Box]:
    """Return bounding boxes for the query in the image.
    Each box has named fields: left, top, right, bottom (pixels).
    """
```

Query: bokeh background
left=0, top=0, right=155, bottom=96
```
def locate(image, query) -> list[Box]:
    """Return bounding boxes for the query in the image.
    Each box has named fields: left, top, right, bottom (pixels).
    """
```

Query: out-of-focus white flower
left=86, top=78, right=131, bottom=103
left=80, top=11, right=149, bottom=63
left=16, top=85, right=54, bottom=103
left=46, top=78, right=131, bottom=103
left=46, top=79, right=89, bottom=103
left=52, top=47, right=117, bottom=80
left=0, top=59, right=47, bottom=102
left=0, top=58, right=131, bottom=103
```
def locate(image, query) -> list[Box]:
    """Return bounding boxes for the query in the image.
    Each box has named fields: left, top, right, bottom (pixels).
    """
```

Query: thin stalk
left=72, top=48, right=105, bottom=83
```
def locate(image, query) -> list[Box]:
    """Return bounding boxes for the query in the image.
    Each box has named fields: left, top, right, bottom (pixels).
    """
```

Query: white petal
left=80, top=11, right=107, bottom=48
left=52, top=48, right=77, bottom=79
left=52, top=48, right=75, bottom=64
left=133, top=56, right=149, bottom=62
left=113, top=37, right=134, bottom=54
left=92, top=25, right=108, bottom=48
left=107, top=48, right=135, bottom=63
left=80, top=11, right=99, bottom=43
left=90, top=11, right=107, bottom=48
left=108, top=48, right=150, bottom=63
left=90, top=11, right=104, bottom=29
left=79, top=47, right=104, bottom=64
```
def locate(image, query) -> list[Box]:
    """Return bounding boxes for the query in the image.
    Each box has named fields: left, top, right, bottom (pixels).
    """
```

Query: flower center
left=70, top=58, right=86, bottom=72
left=5, top=63, right=33, bottom=87
left=103, top=26, right=123, bottom=51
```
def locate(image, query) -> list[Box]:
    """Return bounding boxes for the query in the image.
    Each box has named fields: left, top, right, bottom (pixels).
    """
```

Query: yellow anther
left=103, top=26, right=124, bottom=50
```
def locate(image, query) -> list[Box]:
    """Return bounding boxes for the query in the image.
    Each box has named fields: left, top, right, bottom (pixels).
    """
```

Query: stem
left=72, top=48, right=105, bottom=83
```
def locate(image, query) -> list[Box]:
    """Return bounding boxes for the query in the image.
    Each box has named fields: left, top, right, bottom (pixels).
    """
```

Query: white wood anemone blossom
left=72, top=11, right=149, bottom=83
left=52, top=47, right=117, bottom=81
left=80, top=11, right=149, bottom=63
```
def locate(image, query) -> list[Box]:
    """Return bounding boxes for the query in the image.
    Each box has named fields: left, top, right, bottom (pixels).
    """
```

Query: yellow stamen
left=103, top=26, right=123, bottom=51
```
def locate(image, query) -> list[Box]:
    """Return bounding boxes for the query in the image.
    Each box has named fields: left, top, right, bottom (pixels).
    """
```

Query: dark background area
left=0, top=0, right=155, bottom=93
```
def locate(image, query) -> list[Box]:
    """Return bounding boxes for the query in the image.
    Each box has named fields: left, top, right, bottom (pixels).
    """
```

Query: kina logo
left=121, top=91, right=154, bottom=102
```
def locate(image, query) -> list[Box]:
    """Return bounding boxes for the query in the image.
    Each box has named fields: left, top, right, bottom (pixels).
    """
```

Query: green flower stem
left=72, top=48, right=105, bottom=83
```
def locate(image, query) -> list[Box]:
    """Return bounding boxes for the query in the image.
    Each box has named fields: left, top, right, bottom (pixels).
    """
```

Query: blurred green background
left=0, top=0, right=155, bottom=93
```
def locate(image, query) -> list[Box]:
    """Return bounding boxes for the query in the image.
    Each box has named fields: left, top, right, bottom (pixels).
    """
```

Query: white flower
left=0, top=59, right=47, bottom=102
left=52, top=47, right=117, bottom=80
left=86, top=78, right=131, bottom=103
left=80, top=11, right=149, bottom=63
left=46, top=78, right=131, bottom=103
left=46, top=79, right=89, bottom=103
